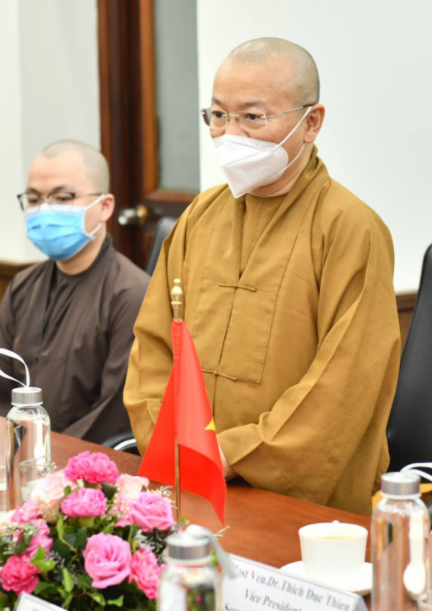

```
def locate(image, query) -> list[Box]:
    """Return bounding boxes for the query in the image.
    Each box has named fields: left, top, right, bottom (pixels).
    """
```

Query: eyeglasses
left=200, top=104, right=314, bottom=131
left=17, top=191, right=103, bottom=212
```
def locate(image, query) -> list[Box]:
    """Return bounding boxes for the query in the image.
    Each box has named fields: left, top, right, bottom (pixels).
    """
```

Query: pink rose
left=0, top=555, right=40, bottom=595
left=83, top=533, right=131, bottom=589
left=12, top=500, right=41, bottom=524
left=61, top=489, right=107, bottom=518
left=13, top=520, right=53, bottom=558
left=65, top=451, right=119, bottom=485
left=129, top=492, right=174, bottom=532
left=31, top=470, right=77, bottom=521
left=129, top=549, right=164, bottom=600
left=116, top=474, right=149, bottom=499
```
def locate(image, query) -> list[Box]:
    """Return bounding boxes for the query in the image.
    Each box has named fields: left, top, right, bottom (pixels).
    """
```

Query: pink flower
left=61, top=489, right=107, bottom=518
left=129, top=549, right=164, bottom=600
left=83, top=533, right=131, bottom=589
left=65, top=451, right=119, bottom=485
left=18, top=520, right=53, bottom=558
left=13, top=520, right=53, bottom=558
left=129, top=492, right=174, bottom=532
left=31, top=470, right=77, bottom=521
left=12, top=500, right=41, bottom=524
left=0, top=555, right=40, bottom=595
left=112, top=494, right=134, bottom=527
left=116, top=474, right=149, bottom=499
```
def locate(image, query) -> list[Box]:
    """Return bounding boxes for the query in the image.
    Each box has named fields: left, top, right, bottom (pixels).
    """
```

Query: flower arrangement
left=0, top=451, right=177, bottom=611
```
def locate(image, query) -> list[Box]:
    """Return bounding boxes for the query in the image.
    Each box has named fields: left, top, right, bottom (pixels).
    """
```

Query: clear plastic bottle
left=158, top=531, right=221, bottom=611
left=5, top=386, right=51, bottom=510
left=372, top=472, right=430, bottom=611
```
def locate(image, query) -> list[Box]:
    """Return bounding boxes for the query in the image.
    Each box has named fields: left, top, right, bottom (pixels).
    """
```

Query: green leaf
left=53, top=539, right=72, bottom=558
left=63, top=485, right=72, bottom=497
left=101, top=482, right=117, bottom=500
left=34, top=582, right=59, bottom=597
left=33, top=558, right=56, bottom=573
left=87, top=591, right=106, bottom=607
left=33, top=545, right=45, bottom=562
left=74, top=527, right=88, bottom=552
left=62, top=567, right=74, bottom=593
left=76, top=572, right=92, bottom=590
left=15, top=531, right=33, bottom=554
left=107, top=596, right=124, bottom=607
left=62, top=593, right=74, bottom=609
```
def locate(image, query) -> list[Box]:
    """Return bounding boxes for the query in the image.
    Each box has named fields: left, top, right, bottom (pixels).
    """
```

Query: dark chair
left=145, top=216, right=177, bottom=275
left=102, top=432, right=140, bottom=455
left=387, top=244, right=432, bottom=472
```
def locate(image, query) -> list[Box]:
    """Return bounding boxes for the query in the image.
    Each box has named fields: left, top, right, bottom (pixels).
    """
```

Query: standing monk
left=124, top=38, right=400, bottom=515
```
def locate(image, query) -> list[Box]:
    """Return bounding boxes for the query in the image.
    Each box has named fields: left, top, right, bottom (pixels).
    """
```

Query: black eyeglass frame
left=17, top=191, right=103, bottom=211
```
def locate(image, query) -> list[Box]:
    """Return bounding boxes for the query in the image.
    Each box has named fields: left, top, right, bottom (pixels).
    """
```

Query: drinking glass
left=19, top=456, right=56, bottom=502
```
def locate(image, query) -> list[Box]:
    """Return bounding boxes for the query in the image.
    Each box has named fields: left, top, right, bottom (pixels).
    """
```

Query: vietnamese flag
left=138, top=319, right=226, bottom=523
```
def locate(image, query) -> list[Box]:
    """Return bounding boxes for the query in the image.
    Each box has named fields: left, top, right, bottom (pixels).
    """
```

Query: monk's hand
left=218, top=440, right=236, bottom=480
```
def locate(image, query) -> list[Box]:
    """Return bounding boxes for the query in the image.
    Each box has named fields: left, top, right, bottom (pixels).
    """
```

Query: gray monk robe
left=124, top=148, right=401, bottom=516
left=0, top=238, right=149, bottom=443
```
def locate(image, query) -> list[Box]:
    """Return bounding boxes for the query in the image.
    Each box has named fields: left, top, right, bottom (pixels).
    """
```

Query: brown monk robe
left=124, top=148, right=400, bottom=516
left=0, top=139, right=149, bottom=443
left=0, top=237, right=148, bottom=442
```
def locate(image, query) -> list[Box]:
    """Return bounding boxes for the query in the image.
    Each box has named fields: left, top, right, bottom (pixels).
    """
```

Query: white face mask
left=213, top=106, right=312, bottom=198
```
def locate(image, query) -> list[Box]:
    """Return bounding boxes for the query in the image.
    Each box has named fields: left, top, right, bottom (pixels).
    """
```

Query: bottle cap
left=166, top=531, right=211, bottom=562
left=381, top=472, right=420, bottom=497
left=11, top=386, right=43, bottom=406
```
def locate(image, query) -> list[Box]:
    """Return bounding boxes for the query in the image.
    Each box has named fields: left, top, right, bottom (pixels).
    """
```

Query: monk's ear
left=304, top=104, right=325, bottom=144
left=100, top=194, right=115, bottom=222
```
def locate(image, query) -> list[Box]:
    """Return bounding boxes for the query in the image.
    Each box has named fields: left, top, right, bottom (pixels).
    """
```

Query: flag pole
left=171, top=279, right=183, bottom=522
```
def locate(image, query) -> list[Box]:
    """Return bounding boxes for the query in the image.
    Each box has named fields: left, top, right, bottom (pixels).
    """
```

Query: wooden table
left=50, top=429, right=372, bottom=608
left=49, top=430, right=371, bottom=568
left=1, top=421, right=372, bottom=607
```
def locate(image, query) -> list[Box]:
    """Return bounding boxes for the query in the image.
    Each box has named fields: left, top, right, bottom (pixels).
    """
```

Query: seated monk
left=0, top=140, right=150, bottom=442
left=124, top=38, right=401, bottom=516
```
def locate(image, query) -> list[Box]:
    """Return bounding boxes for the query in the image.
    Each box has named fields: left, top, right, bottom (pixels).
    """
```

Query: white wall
left=0, top=0, right=100, bottom=263
left=197, top=0, right=432, bottom=293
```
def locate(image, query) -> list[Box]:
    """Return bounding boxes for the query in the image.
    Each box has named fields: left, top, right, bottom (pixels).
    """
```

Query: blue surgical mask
left=24, top=196, right=104, bottom=261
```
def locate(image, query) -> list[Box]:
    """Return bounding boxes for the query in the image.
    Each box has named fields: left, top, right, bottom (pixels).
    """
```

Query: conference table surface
left=2, top=422, right=373, bottom=607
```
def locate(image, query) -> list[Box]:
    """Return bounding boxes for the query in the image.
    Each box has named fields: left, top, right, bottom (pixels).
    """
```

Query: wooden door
left=97, top=0, right=197, bottom=270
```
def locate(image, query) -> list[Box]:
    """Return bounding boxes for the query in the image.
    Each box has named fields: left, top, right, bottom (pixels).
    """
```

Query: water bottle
left=5, top=386, right=51, bottom=510
left=372, top=472, right=430, bottom=611
left=158, top=530, right=221, bottom=611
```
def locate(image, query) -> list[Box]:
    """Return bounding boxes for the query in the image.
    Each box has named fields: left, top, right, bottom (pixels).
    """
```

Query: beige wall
left=0, top=0, right=100, bottom=263
left=197, top=0, right=432, bottom=293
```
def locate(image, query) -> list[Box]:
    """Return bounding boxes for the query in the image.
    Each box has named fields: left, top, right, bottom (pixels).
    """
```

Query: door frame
left=97, top=0, right=196, bottom=267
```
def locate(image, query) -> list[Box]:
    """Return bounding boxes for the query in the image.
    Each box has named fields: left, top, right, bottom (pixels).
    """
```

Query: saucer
left=279, top=561, right=372, bottom=596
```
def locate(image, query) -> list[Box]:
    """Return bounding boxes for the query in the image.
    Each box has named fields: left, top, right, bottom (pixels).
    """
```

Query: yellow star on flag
left=205, top=418, right=216, bottom=432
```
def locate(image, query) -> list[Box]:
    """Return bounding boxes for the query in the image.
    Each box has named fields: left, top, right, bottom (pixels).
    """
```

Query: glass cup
left=19, top=457, right=56, bottom=502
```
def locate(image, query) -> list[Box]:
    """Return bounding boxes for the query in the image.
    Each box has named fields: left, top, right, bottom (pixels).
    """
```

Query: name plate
left=222, top=555, right=367, bottom=611
left=16, top=593, right=63, bottom=611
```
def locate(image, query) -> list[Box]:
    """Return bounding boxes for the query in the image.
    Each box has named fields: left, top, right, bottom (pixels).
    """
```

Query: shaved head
left=39, top=140, right=110, bottom=192
left=227, top=38, right=319, bottom=106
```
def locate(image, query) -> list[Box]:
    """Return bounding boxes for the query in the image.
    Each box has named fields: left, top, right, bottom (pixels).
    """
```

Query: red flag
left=138, top=319, right=226, bottom=523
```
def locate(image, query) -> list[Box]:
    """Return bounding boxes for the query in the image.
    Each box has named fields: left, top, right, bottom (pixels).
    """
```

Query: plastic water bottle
left=5, top=386, right=51, bottom=510
left=372, top=472, right=430, bottom=611
left=158, top=530, right=221, bottom=611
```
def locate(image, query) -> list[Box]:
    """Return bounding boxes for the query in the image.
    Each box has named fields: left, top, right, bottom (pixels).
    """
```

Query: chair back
left=145, top=217, right=177, bottom=275
left=387, top=244, right=432, bottom=471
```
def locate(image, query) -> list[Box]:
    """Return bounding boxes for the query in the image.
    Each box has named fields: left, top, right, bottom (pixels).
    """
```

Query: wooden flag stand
left=171, top=279, right=183, bottom=522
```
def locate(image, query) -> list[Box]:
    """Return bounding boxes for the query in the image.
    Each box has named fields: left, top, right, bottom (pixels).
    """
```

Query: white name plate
left=16, top=593, right=63, bottom=611
left=222, top=555, right=367, bottom=611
